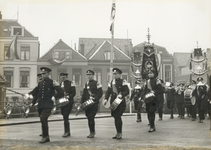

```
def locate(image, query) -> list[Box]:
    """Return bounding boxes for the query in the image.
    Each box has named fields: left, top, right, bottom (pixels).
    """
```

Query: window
left=4, top=45, right=9, bottom=60
left=20, top=71, right=29, bottom=88
left=93, top=69, right=102, bottom=83
left=4, top=71, right=13, bottom=87
left=11, top=26, right=24, bottom=36
left=164, top=64, right=172, bottom=82
left=53, top=51, right=59, bottom=59
left=20, top=45, right=30, bottom=60
left=72, top=68, right=81, bottom=86
left=104, top=51, right=115, bottom=60
left=122, top=73, right=128, bottom=81
left=53, top=50, right=72, bottom=60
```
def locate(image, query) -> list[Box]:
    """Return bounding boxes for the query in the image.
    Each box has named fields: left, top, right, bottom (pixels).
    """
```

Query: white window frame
left=163, top=64, right=172, bottom=82
left=11, top=26, right=24, bottom=36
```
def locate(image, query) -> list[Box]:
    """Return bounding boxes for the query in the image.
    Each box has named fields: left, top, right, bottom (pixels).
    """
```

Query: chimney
left=0, top=11, right=2, bottom=19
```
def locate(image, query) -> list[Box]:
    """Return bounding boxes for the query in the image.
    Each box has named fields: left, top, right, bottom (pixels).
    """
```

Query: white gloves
left=24, top=94, right=33, bottom=100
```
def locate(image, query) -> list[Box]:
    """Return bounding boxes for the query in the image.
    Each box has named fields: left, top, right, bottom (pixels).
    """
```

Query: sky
left=0, top=0, right=211, bottom=57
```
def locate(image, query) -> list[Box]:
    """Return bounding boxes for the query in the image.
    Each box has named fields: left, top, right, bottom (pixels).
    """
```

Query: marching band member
left=142, top=70, right=163, bottom=132
left=165, top=82, right=176, bottom=119
left=175, top=83, right=185, bottom=119
left=157, top=79, right=165, bottom=121
left=81, top=70, right=103, bottom=138
left=188, top=80, right=197, bottom=121
left=24, top=67, right=64, bottom=143
left=130, top=79, right=144, bottom=122
left=192, top=77, right=208, bottom=123
left=60, top=73, right=76, bottom=138
left=104, top=68, right=129, bottom=139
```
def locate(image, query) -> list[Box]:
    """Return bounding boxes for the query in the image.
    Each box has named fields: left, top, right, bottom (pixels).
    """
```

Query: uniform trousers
left=111, top=101, right=126, bottom=133
left=85, top=104, right=98, bottom=133
left=61, top=101, right=73, bottom=134
left=146, top=100, right=157, bottom=128
left=38, top=108, right=52, bottom=138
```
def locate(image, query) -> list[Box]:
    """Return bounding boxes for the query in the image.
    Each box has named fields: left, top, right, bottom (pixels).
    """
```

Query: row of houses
left=0, top=13, right=210, bottom=113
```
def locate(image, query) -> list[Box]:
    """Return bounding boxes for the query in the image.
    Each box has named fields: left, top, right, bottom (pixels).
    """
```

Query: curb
left=0, top=113, right=135, bottom=126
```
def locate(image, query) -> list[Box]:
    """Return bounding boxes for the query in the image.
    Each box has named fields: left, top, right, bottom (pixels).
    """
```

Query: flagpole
left=110, top=0, right=115, bottom=82
left=110, top=23, right=114, bottom=82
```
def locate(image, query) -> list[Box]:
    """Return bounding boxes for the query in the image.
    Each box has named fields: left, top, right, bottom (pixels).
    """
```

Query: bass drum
left=184, top=88, right=193, bottom=106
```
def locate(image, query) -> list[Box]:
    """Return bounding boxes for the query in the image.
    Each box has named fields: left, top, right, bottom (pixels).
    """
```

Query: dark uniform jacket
left=165, top=87, right=176, bottom=101
left=175, top=88, right=185, bottom=103
left=130, top=86, right=143, bottom=110
left=29, top=77, right=64, bottom=109
left=81, top=79, right=103, bottom=105
left=142, top=78, right=163, bottom=99
left=105, top=78, right=129, bottom=105
left=192, top=85, right=208, bottom=109
left=61, top=80, right=76, bottom=104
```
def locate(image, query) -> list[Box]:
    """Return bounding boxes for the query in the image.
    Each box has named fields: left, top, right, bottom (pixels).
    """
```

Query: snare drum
left=81, top=99, right=95, bottom=110
left=144, top=91, right=155, bottom=103
left=57, top=97, right=69, bottom=107
left=109, top=97, right=122, bottom=111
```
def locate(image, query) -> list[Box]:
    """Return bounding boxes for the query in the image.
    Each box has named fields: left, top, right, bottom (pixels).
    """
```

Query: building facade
left=0, top=16, right=39, bottom=105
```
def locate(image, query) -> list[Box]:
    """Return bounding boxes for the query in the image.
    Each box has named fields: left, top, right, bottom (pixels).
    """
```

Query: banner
left=141, top=44, right=158, bottom=79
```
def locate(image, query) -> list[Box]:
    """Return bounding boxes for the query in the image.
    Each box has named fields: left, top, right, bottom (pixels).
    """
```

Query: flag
left=109, top=1, right=116, bottom=35
left=110, top=22, right=114, bottom=35
left=6, top=33, right=20, bottom=59
left=110, top=1, right=116, bottom=21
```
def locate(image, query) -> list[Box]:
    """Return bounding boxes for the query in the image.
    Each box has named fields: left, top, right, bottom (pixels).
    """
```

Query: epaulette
left=71, top=81, right=76, bottom=87
left=53, top=80, right=60, bottom=86
left=122, top=79, right=128, bottom=86
left=97, top=82, right=102, bottom=89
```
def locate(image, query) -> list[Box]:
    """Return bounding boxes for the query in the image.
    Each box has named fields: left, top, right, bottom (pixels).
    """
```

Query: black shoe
left=136, top=119, right=142, bottom=122
left=170, top=116, right=174, bottom=119
left=191, top=118, right=196, bottom=121
left=39, top=133, right=43, bottom=136
left=87, top=132, right=95, bottom=138
left=112, top=134, right=117, bottom=139
left=39, top=137, right=50, bottom=143
left=158, top=118, right=162, bottom=121
left=116, top=133, right=122, bottom=139
left=62, top=132, right=70, bottom=138
left=148, top=128, right=156, bottom=132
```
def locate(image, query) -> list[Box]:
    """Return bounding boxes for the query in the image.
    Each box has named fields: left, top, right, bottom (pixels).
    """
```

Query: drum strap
left=86, top=81, right=94, bottom=96
left=112, top=79, right=118, bottom=94
left=147, top=79, right=152, bottom=91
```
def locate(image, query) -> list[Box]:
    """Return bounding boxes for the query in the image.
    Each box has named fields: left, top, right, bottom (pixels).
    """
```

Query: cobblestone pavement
left=0, top=113, right=211, bottom=150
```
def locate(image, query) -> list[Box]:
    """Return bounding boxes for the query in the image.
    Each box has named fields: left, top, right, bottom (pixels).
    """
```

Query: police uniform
left=142, top=71, right=163, bottom=132
left=104, top=68, right=129, bottom=139
left=81, top=70, right=103, bottom=138
left=130, top=80, right=144, bottom=122
left=60, top=73, right=76, bottom=137
left=27, top=67, right=64, bottom=143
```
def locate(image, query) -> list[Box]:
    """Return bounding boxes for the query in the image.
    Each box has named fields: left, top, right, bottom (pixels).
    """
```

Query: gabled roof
left=86, top=40, right=131, bottom=61
left=39, top=39, right=86, bottom=61
left=133, top=42, right=171, bottom=57
left=0, top=20, right=35, bottom=37
left=173, top=52, right=191, bottom=67
left=78, top=37, right=132, bottom=56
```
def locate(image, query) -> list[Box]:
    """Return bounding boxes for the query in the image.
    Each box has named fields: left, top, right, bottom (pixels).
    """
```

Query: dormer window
left=11, top=26, right=24, bottom=36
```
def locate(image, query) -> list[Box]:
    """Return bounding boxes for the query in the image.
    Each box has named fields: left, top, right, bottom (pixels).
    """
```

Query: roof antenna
left=146, top=28, right=151, bottom=44
left=196, top=41, right=198, bottom=48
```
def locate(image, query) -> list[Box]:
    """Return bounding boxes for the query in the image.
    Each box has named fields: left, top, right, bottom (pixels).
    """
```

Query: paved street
left=0, top=112, right=211, bottom=150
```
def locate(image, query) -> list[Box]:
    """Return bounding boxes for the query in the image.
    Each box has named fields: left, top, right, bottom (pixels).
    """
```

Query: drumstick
left=3, top=87, right=24, bottom=96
